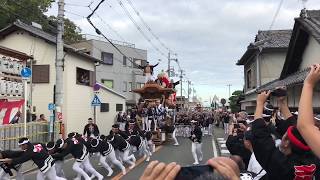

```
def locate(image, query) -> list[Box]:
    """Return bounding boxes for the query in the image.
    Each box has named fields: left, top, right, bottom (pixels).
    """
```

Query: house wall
left=73, top=40, right=146, bottom=107
left=63, top=54, right=95, bottom=134
left=259, top=51, right=287, bottom=85
left=300, top=36, right=320, bottom=70
left=244, top=56, right=257, bottom=92
left=0, top=30, right=126, bottom=134
left=0, top=30, right=56, bottom=121
left=96, top=87, right=126, bottom=134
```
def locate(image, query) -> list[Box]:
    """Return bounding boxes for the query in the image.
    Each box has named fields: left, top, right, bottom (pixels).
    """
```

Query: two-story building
left=236, top=29, right=292, bottom=113
left=72, top=35, right=147, bottom=110
left=0, top=21, right=126, bottom=135
left=258, top=10, right=320, bottom=111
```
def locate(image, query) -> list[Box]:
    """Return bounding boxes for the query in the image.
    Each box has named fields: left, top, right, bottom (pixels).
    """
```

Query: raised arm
left=254, top=91, right=270, bottom=120
left=277, top=91, right=292, bottom=120
left=297, top=64, right=320, bottom=158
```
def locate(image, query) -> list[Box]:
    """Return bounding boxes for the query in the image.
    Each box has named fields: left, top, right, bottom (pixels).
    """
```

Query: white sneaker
left=97, top=175, right=104, bottom=180
left=107, top=169, right=113, bottom=177
left=146, top=157, right=150, bottom=162
left=173, top=143, right=179, bottom=146
left=193, top=162, right=199, bottom=165
left=132, top=156, right=136, bottom=162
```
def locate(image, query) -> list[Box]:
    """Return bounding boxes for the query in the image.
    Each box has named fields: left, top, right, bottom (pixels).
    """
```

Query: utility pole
left=227, top=84, right=232, bottom=98
left=167, top=52, right=171, bottom=77
left=179, top=69, right=185, bottom=97
left=55, top=0, right=65, bottom=139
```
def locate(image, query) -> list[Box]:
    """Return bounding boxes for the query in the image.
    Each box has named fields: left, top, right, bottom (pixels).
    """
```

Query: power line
left=86, top=0, right=145, bottom=72
left=115, top=0, right=167, bottom=58
left=125, top=0, right=171, bottom=52
left=269, top=0, right=284, bottom=30
left=88, top=7, right=146, bottom=60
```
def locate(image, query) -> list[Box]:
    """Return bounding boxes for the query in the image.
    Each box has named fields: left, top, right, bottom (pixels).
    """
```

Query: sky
left=47, top=0, right=320, bottom=105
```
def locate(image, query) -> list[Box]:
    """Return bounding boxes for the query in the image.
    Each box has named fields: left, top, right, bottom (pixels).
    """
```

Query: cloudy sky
left=47, top=0, right=320, bottom=104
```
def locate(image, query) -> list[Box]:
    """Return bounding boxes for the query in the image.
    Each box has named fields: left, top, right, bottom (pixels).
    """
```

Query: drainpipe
left=256, top=47, right=263, bottom=88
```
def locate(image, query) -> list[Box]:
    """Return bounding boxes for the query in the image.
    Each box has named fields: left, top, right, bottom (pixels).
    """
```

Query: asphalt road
left=20, top=130, right=220, bottom=180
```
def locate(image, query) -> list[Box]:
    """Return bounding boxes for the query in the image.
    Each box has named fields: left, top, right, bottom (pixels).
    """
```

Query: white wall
left=63, top=54, right=95, bottom=134
left=300, top=36, right=320, bottom=70
left=96, top=87, right=125, bottom=135
left=260, top=51, right=286, bottom=85
left=0, top=31, right=56, bottom=121
left=0, top=30, right=125, bottom=135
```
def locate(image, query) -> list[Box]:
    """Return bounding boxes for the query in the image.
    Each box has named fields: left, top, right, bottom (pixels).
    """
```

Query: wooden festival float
left=132, top=73, right=178, bottom=145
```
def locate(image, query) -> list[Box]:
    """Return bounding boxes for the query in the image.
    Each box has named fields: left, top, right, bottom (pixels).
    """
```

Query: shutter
left=32, top=65, right=50, bottom=83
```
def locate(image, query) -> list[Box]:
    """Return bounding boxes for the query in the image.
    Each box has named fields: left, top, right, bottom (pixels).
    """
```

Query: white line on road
left=212, top=136, right=218, bottom=157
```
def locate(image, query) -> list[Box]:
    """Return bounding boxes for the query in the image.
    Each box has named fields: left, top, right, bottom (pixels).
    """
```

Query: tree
left=48, top=16, right=84, bottom=44
left=0, top=0, right=84, bottom=44
left=0, top=0, right=53, bottom=30
left=229, top=90, right=244, bottom=113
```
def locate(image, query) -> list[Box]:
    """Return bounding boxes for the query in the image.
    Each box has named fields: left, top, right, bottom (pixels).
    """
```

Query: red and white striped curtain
left=0, top=100, right=25, bottom=125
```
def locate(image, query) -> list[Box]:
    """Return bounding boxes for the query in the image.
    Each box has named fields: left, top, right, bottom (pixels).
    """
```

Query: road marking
left=212, top=136, right=218, bottom=158
left=111, top=145, right=163, bottom=180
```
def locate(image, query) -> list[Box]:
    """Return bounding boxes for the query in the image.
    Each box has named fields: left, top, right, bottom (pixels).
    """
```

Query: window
left=76, top=67, right=95, bottom=86
left=127, top=57, right=133, bottom=67
left=246, top=69, right=252, bottom=89
left=100, top=103, right=109, bottom=112
left=123, top=56, right=127, bottom=66
left=101, top=52, right=113, bottom=65
left=116, top=104, right=123, bottom=112
left=136, top=83, right=144, bottom=89
left=128, top=82, right=133, bottom=92
left=32, top=65, right=50, bottom=83
left=123, top=81, right=127, bottom=92
left=102, top=79, right=113, bottom=89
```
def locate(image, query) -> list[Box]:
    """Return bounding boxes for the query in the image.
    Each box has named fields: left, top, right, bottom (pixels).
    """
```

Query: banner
left=0, top=100, right=25, bottom=125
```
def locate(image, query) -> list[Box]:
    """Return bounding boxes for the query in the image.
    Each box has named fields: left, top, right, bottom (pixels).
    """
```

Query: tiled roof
left=258, top=68, right=309, bottom=92
left=237, top=30, right=292, bottom=65
left=251, top=30, right=292, bottom=49
left=0, top=20, right=101, bottom=62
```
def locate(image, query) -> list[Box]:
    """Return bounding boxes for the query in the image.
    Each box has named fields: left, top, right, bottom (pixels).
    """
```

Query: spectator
left=252, top=91, right=320, bottom=180
left=37, top=114, right=48, bottom=123
left=297, top=64, right=320, bottom=159
left=83, top=118, right=100, bottom=138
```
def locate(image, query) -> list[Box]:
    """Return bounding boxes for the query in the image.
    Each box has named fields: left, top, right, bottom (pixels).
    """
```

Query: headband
left=287, top=126, right=310, bottom=151
left=18, top=139, right=29, bottom=145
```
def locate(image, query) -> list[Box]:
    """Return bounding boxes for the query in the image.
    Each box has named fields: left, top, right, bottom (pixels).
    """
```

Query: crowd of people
left=139, top=64, right=320, bottom=180
left=2, top=65, right=320, bottom=179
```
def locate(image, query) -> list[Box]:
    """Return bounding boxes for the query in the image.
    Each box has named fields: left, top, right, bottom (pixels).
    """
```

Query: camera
left=271, top=88, right=287, bottom=97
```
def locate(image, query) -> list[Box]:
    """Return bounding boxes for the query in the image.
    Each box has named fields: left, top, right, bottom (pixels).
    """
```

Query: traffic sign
left=21, top=67, right=32, bottom=78
left=93, top=83, right=101, bottom=92
left=48, top=103, right=55, bottom=111
left=91, top=94, right=101, bottom=106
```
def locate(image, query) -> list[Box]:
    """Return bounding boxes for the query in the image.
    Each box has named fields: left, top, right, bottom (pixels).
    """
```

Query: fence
left=0, top=122, right=60, bottom=150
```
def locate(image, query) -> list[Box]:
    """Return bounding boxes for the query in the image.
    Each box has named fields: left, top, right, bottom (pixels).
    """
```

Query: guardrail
left=0, top=122, right=60, bottom=150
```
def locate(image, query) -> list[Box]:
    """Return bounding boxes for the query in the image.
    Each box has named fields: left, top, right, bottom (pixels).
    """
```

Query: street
left=20, top=127, right=225, bottom=180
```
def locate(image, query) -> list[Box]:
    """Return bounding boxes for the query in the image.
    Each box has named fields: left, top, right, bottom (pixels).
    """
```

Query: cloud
left=46, top=0, right=320, bottom=101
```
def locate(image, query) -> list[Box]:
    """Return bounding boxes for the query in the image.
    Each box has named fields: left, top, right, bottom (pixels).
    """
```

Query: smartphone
left=271, top=88, right=287, bottom=97
left=175, top=165, right=214, bottom=180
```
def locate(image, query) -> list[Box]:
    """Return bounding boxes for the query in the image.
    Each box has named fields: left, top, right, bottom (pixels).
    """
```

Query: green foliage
left=229, top=90, right=244, bottom=113
left=0, top=0, right=53, bottom=30
left=0, top=0, right=84, bottom=44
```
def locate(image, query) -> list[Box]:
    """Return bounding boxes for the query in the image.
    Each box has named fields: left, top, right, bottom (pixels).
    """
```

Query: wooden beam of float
left=132, top=82, right=175, bottom=100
